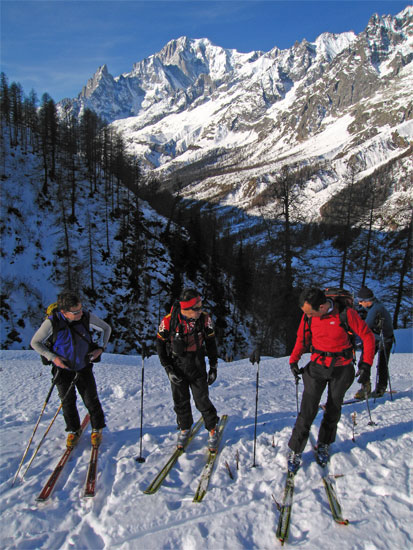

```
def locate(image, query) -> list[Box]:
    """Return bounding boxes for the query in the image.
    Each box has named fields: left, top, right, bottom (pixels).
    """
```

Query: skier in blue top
left=31, top=290, right=111, bottom=447
left=354, top=286, right=394, bottom=399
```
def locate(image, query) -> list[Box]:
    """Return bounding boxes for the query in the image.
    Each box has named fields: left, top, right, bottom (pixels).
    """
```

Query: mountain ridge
left=59, top=7, right=412, bottom=230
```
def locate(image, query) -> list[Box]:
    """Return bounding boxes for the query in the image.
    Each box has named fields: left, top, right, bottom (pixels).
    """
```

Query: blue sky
left=1, top=1, right=409, bottom=102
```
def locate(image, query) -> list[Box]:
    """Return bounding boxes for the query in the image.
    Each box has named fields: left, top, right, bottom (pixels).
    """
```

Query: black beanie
left=358, top=286, right=375, bottom=301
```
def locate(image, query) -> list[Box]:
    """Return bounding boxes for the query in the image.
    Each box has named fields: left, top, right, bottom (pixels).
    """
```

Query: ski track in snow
left=0, top=338, right=412, bottom=550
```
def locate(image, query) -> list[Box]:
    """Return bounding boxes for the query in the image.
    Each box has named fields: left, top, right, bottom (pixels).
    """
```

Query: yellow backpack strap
left=45, top=302, right=58, bottom=317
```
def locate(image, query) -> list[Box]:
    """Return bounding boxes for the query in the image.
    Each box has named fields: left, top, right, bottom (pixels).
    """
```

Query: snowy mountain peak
left=365, top=6, right=412, bottom=41
left=59, top=8, right=412, bottom=228
left=158, top=36, right=209, bottom=63
left=314, top=31, right=356, bottom=61
left=79, top=64, right=114, bottom=99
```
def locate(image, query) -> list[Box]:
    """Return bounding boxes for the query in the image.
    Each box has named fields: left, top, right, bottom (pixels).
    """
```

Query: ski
left=143, top=417, right=203, bottom=495
left=193, top=414, right=228, bottom=503
left=343, top=389, right=397, bottom=406
left=36, top=414, right=90, bottom=502
left=84, top=443, right=100, bottom=497
left=321, top=475, right=349, bottom=525
left=275, top=470, right=296, bottom=546
left=320, top=390, right=397, bottom=410
left=309, top=433, right=349, bottom=525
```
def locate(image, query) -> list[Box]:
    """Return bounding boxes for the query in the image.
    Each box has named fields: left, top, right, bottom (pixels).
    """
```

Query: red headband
left=180, top=296, right=201, bottom=310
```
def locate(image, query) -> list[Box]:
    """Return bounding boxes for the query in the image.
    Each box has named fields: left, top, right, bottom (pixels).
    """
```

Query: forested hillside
left=0, top=73, right=411, bottom=358
left=0, top=75, right=251, bottom=358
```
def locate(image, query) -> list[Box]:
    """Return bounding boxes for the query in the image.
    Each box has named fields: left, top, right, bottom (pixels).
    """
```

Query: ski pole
left=12, top=373, right=58, bottom=486
left=373, top=359, right=380, bottom=404
left=249, top=348, right=261, bottom=468
left=364, top=389, right=376, bottom=426
left=295, top=367, right=305, bottom=416
left=135, top=344, right=148, bottom=463
left=21, top=371, right=80, bottom=480
left=351, top=412, right=357, bottom=442
left=295, top=378, right=300, bottom=416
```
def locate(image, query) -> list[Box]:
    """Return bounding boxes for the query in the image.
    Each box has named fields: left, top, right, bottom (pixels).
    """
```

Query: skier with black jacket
left=156, top=288, right=220, bottom=451
left=354, top=286, right=394, bottom=399
left=31, top=290, right=111, bottom=448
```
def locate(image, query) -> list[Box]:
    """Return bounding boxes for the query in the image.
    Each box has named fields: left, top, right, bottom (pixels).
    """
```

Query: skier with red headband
left=156, top=288, right=220, bottom=451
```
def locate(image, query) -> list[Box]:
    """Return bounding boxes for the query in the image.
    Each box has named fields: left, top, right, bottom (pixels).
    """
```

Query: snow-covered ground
left=0, top=329, right=412, bottom=550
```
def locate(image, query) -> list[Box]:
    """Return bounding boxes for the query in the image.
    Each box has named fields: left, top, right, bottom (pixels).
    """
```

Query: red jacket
left=290, top=306, right=375, bottom=368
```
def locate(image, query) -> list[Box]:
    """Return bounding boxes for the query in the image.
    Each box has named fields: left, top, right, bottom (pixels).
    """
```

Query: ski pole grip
left=141, top=343, right=150, bottom=359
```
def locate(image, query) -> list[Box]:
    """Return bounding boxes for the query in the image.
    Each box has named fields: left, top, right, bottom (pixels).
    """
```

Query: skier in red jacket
left=287, top=287, right=375, bottom=473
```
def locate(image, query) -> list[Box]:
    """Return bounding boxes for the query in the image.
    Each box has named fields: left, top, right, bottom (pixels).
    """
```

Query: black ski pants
left=375, top=340, right=393, bottom=390
left=288, top=361, right=355, bottom=454
left=170, top=355, right=218, bottom=431
left=55, top=366, right=105, bottom=432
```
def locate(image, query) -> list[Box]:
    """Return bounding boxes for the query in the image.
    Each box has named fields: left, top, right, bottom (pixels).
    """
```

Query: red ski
left=36, top=414, right=90, bottom=502
left=84, top=444, right=100, bottom=497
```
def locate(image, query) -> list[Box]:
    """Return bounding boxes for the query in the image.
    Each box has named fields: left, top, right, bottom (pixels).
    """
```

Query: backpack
left=168, top=301, right=206, bottom=358
left=40, top=302, right=91, bottom=365
left=303, top=287, right=356, bottom=365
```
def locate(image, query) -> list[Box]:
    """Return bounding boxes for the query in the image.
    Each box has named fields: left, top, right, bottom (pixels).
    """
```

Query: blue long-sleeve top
left=362, top=300, right=394, bottom=343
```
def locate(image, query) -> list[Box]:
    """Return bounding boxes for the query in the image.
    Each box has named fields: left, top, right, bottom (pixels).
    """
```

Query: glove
left=141, top=343, right=150, bottom=359
left=356, top=362, right=371, bottom=384
left=88, top=345, right=103, bottom=363
left=165, top=366, right=183, bottom=385
left=249, top=349, right=261, bottom=364
left=207, top=366, right=217, bottom=385
left=290, top=362, right=301, bottom=382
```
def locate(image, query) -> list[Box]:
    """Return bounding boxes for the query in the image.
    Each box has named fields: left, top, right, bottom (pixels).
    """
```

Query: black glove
left=356, top=362, right=371, bottom=384
left=165, top=366, right=183, bottom=385
left=290, top=362, right=301, bottom=382
left=249, top=349, right=261, bottom=364
left=207, top=366, right=217, bottom=385
left=88, top=343, right=102, bottom=363
left=141, top=343, right=150, bottom=359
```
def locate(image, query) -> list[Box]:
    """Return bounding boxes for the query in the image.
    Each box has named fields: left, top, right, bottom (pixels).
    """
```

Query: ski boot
left=91, top=428, right=103, bottom=447
left=354, top=382, right=371, bottom=400
left=66, top=429, right=81, bottom=448
left=371, top=386, right=386, bottom=398
left=287, top=450, right=302, bottom=474
left=316, top=443, right=330, bottom=467
left=177, top=429, right=190, bottom=450
left=208, top=427, right=219, bottom=453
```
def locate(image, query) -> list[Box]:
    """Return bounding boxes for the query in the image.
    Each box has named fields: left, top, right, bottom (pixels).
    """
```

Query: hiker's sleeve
left=347, top=308, right=375, bottom=365
left=156, top=315, right=171, bottom=367
left=203, top=313, right=218, bottom=365
left=289, top=314, right=308, bottom=364
left=205, top=337, right=218, bottom=366
left=382, top=306, right=394, bottom=340
left=203, top=312, right=215, bottom=339
left=30, top=319, right=56, bottom=362
left=89, top=313, right=112, bottom=349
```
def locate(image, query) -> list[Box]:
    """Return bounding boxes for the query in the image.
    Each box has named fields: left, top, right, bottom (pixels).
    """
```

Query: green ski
left=275, top=470, right=296, bottom=545
left=309, top=433, right=349, bottom=525
left=193, top=414, right=228, bottom=502
left=144, top=417, right=203, bottom=495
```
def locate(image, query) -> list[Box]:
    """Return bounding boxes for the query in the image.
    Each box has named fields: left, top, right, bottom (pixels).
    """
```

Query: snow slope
left=0, top=329, right=412, bottom=550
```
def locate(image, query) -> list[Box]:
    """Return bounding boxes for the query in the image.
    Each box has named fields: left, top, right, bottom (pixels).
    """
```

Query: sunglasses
left=190, top=305, right=202, bottom=311
left=67, top=308, right=83, bottom=315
